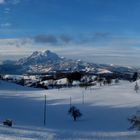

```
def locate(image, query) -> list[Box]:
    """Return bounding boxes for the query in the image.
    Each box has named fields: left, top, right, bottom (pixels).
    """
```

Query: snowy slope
left=0, top=80, right=140, bottom=139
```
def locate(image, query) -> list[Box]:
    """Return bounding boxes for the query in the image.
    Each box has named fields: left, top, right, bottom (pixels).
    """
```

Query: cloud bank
left=33, top=34, right=72, bottom=45
left=1, top=35, right=140, bottom=67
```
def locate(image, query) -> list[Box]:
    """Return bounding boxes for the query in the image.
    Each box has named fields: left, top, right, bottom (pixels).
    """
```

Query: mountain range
left=0, top=50, right=136, bottom=75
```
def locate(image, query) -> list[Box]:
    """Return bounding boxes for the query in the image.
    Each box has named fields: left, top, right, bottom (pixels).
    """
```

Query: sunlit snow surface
left=0, top=80, right=140, bottom=139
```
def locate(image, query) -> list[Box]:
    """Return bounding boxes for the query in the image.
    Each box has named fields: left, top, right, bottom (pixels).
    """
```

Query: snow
left=97, top=68, right=112, bottom=74
left=55, top=78, right=68, bottom=85
left=0, top=80, right=140, bottom=139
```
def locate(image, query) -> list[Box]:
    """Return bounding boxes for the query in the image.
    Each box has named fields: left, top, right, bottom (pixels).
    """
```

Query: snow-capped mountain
left=16, top=50, right=95, bottom=73
left=17, top=50, right=61, bottom=65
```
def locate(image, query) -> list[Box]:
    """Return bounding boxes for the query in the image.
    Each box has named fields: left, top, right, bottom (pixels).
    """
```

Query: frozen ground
left=0, top=80, right=140, bottom=139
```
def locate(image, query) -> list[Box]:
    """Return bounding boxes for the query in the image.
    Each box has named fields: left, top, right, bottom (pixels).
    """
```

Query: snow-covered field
left=0, top=80, right=140, bottom=139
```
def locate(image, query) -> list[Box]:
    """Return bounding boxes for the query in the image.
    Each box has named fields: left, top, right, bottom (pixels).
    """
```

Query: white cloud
left=0, top=0, right=5, bottom=4
left=0, top=0, right=21, bottom=5
left=11, top=0, right=20, bottom=5
left=4, top=8, right=11, bottom=14
left=0, top=22, right=11, bottom=28
left=0, top=38, right=35, bottom=61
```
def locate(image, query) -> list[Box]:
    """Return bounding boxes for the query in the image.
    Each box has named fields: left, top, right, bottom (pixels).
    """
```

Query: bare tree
left=68, top=106, right=82, bottom=121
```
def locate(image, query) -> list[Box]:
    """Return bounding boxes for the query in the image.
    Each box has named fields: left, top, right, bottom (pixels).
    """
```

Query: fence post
left=44, top=94, right=47, bottom=126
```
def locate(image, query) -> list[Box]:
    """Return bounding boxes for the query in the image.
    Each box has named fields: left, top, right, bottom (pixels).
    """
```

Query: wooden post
left=44, top=94, right=47, bottom=126
left=82, top=90, right=84, bottom=104
left=70, top=96, right=72, bottom=107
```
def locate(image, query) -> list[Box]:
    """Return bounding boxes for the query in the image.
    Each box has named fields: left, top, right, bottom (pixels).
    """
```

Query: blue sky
left=1, top=0, right=140, bottom=37
left=1, top=0, right=140, bottom=66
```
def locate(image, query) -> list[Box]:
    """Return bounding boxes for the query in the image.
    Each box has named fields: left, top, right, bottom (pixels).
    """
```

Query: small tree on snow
left=68, top=106, right=82, bottom=121
left=128, top=115, right=140, bottom=130
left=134, top=82, right=139, bottom=93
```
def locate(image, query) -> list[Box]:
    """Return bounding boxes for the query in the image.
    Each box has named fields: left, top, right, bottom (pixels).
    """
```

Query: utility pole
left=44, top=94, right=47, bottom=126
